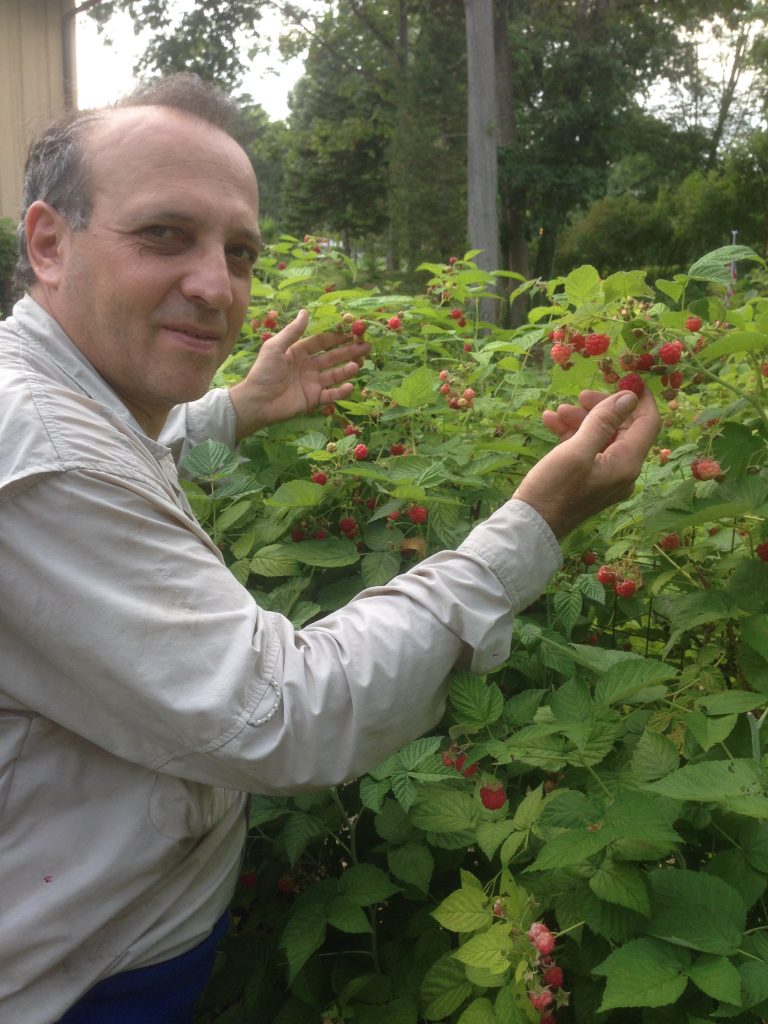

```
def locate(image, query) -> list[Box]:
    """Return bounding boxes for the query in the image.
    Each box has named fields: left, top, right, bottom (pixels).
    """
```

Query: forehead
left=84, top=107, right=259, bottom=224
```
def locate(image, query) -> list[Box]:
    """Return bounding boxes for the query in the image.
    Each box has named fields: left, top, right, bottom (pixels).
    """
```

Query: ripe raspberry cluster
left=527, top=922, right=564, bottom=1021
left=479, top=783, right=506, bottom=810
left=690, top=457, right=722, bottom=481
left=440, top=745, right=479, bottom=778
left=596, top=564, right=639, bottom=598
left=438, top=369, right=476, bottom=410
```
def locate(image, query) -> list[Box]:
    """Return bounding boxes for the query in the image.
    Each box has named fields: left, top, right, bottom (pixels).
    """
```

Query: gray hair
left=16, top=73, right=243, bottom=290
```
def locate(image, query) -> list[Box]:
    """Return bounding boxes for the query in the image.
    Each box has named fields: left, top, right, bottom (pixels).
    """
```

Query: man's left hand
left=229, top=310, right=371, bottom=440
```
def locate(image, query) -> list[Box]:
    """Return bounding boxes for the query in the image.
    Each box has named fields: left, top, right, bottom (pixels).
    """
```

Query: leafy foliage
left=183, top=239, right=768, bottom=1022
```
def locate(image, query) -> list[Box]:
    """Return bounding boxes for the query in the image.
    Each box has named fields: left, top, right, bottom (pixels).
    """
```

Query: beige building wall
left=0, top=0, right=77, bottom=223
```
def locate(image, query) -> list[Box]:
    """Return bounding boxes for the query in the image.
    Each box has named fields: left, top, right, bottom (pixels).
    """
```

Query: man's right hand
left=513, top=388, right=661, bottom=539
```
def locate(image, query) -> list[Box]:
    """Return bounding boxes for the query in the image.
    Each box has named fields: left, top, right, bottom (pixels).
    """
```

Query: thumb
left=572, top=391, right=638, bottom=455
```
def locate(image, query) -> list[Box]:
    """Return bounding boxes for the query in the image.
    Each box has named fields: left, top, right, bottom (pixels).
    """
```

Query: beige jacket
left=0, top=297, right=561, bottom=1023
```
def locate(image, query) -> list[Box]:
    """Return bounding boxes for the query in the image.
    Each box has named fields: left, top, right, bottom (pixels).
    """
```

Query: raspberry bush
left=190, top=237, right=768, bottom=1023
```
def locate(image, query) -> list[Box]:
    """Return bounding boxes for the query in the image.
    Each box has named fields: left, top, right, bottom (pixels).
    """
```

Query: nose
left=179, top=246, right=233, bottom=310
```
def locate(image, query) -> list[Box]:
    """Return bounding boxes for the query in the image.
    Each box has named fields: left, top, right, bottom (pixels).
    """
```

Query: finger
left=542, top=403, right=589, bottom=440
left=565, top=390, right=640, bottom=458
left=320, top=360, right=366, bottom=390
left=264, top=309, right=310, bottom=351
left=310, top=339, right=371, bottom=369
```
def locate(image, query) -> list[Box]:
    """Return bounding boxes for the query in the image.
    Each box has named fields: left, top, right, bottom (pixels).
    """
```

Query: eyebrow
left=138, top=210, right=262, bottom=252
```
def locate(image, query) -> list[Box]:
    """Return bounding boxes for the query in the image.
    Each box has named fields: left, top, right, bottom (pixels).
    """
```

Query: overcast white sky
left=75, top=5, right=305, bottom=120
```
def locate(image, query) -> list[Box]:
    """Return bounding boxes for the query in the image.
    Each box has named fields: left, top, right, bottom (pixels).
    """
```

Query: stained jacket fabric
left=0, top=296, right=562, bottom=1024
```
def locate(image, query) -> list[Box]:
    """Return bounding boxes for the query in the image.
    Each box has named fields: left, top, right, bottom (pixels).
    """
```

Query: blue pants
left=56, top=913, right=229, bottom=1024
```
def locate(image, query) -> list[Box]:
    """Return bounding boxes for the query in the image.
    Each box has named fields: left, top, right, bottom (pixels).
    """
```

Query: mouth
left=162, top=324, right=221, bottom=351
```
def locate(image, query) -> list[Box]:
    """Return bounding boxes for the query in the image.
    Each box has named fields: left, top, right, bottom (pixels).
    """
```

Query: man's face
left=38, top=106, right=260, bottom=435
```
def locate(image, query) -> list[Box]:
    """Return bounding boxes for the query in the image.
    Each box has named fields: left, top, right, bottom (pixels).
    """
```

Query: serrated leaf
left=645, top=868, right=746, bottom=955
left=420, top=952, right=473, bottom=1020
left=432, top=886, right=491, bottom=933
left=595, top=660, right=677, bottom=705
left=524, top=827, right=611, bottom=871
left=646, top=758, right=764, bottom=802
left=337, top=864, right=401, bottom=906
left=250, top=544, right=300, bottom=577
left=387, top=842, right=434, bottom=894
left=564, top=264, right=603, bottom=307
left=360, top=776, right=390, bottom=813
left=361, top=550, right=401, bottom=586
left=476, top=819, right=518, bottom=860
left=511, top=785, right=545, bottom=831
left=398, top=736, right=443, bottom=770
left=215, top=499, right=254, bottom=533
left=374, top=798, right=416, bottom=843
left=594, top=937, right=689, bottom=1009
left=687, top=245, right=763, bottom=286
left=553, top=588, right=582, bottom=635
left=282, top=813, right=326, bottom=864
left=181, top=438, right=240, bottom=479
left=390, top=365, right=438, bottom=408
left=684, top=711, right=739, bottom=752
left=280, top=904, right=327, bottom=983
left=449, top=673, right=505, bottom=731
left=575, top=572, right=607, bottom=604
left=687, top=954, right=741, bottom=1004
left=629, top=729, right=680, bottom=783
left=589, top=859, right=651, bottom=916
left=265, top=480, right=326, bottom=507
left=391, top=769, right=418, bottom=812
left=456, top=997, right=496, bottom=1024
left=326, top=895, right=372, bottom=933
left=287, top=537, right=359, bottom=567
left=409, top=789, right=479, bottom=833
left=452, top=925, right=513, bottom=974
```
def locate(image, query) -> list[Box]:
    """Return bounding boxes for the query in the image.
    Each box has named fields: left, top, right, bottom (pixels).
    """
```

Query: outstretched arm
left=514, top=388, right=661, bottom=538
left=228, top=310, right=371, bottom=441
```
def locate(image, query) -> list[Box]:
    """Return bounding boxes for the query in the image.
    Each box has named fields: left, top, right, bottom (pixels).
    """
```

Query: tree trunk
left=464, top=0, right=499, bottom=323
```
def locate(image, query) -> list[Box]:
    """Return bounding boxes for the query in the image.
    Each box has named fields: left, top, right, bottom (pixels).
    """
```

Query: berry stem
left=652, top=544, right=700, bottom=587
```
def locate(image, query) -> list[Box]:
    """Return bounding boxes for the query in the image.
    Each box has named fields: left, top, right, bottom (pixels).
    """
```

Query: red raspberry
left=438, top=369, right=450, bottom=381
left=365, top=497, right=378, bottom=510
left=763, top=361, right=768, bottom=377
left=350, top=319, right=366, bottom=337
left=480, top=785, right=506, bottom=810
left=529, top=991, right=554, bottom=1012
left=659, top=533, right=680, bottom=551
left=685, top=315, right=703, bottom=332
left=290, top=527, right=305, bottom=542
left=549, top=328, right=567, bottom=342
left=550, top=342, right=574, bottom=366
left=449, top=308, right=463, bottom=320
left=353, top=444, right=369, bottom=461
left=277, top=262, right=287, bottom=270
left=667, top=370, right=684, bottom=389
left=387, top=316, right=402, bottom=330
left=618, top=373, right=644, bottom=397
left=542, top=965, right=564, bottom=988
left=463, top=762, right=479, bottom=778
left=311, top=472, right=328, bottom=485
left=313, top=529, right=327, bottom=540
left=636, top=352, right=654, bottom=371
left=462, top=388, right=476, bottom=401
left=534, top=931, right=556, bottom=955
left=454, top=753, right=466, bottom=772
left=239, top=871, right=258, bottom=888
left=581, top=551, right=597, bottom=566
left=463, top=342, right=473, bottom=352
left=440, top=383, right=452, bottom=395
left=691, top=458, right=722, bottom=481
left=756, top=542, right=768, bottom=562
left=570, top=332, right=586, bottom=351
left=659, top=340, right=683, bottom=365
left=261, top=331, right=273, bottom=342
left=387, top=510, right=401, bottom=521
left=408, top=504, right=428, bottom=524
left=448, top=256, right=458, bottom=264
left=390, top=443, right=406, bottom=456
left=614, top=579, right=637, bottom=598
left=343, top=425, right=360, bottom=436
left=441, top=751, right=455, bottom=767
left=659, top=448, right=672, bottom=464
left=458, top=318, right=467, bottom=327
left=596, top=565, right=616, bottom=586
left=540, top=1017, right=557, bottom=1024
left=339, top=516, right=357, bottom=535
left=584, top=333, right=610, bottom=356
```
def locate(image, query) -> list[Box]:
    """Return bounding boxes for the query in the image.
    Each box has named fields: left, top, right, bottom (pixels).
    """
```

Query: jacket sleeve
left=0, top=469, right=561, bottom=794
left=159, top=390, right=238, bottom=463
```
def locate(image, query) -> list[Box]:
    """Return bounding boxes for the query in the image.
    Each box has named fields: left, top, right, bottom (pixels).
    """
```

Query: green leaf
left=420, top=952, right=473, bottom=1020
left=398, top=736, right=443, bottom=770
left=282, top=813, right=326, bottom=865
left=250, top=544, right=300, bottom=577
left=355, top=999, right=418, bottom=1024
left=695, top=692, right=765, bottom=715
left=684, top=711, right=739, bottom=752
left=387, top=842, right=434, bottom=894
left=361, top=550, right=401, bottom=586
left=594, top=937, right=690, bottom=1010
left=280, top=904, right=327, bottom=983
left=337, top=864, right=401, bottom=906
left=390, top=365, right=438, bottom=408
left=289, top=537, right=359, bottom=567
left=742, top=616, right=768, bottom=662
left=603, top=269, right=653, bottom=303
left=655, top=277, right=685, bottom=303
left=524, top=827, right=611, bottom=871
left=553, top=588, right=582, bottom=635
left=181, top=438, right=240, bottom=479
left=475, top=819, right=518, bottom=860
left=645, top=868, right=746, bottom=955
left=432, top=886, right=492, bottom=933
left=629, top=729, right=680, bottom=783
left=449, top=673, right=505, bottom=730
left=687, top=954, right=742, bottom=1004
left=589, top=859, right=651, bottom=916
left=326, top=895, right=372, bottom=933
left=452, top=925, right=512, bottom=974
left=646, top=758, right=764, bottom=802
left=687, top=245, right=764, bottom=286
left=595, top=659, right=677, bottom=705
left=265, top=480, right=326, bottom=507
left=409, top=788, right=479, bottom=834
left=564, top=264, right=603, bottom=307
left=360, top=776, right=390, bottom=813
left=374, top=798, right=417, bottom=844
left=214, top=499, right=253, bottom=533
left=456, top=997, right=496, bottom=1024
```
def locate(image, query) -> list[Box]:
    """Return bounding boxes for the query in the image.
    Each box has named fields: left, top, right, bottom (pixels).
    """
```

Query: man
left=0, top=74, right=659, bottom=1023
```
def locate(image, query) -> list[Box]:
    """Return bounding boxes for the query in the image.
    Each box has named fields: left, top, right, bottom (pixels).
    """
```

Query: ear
left=24, top=201, right=71, bottom=289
